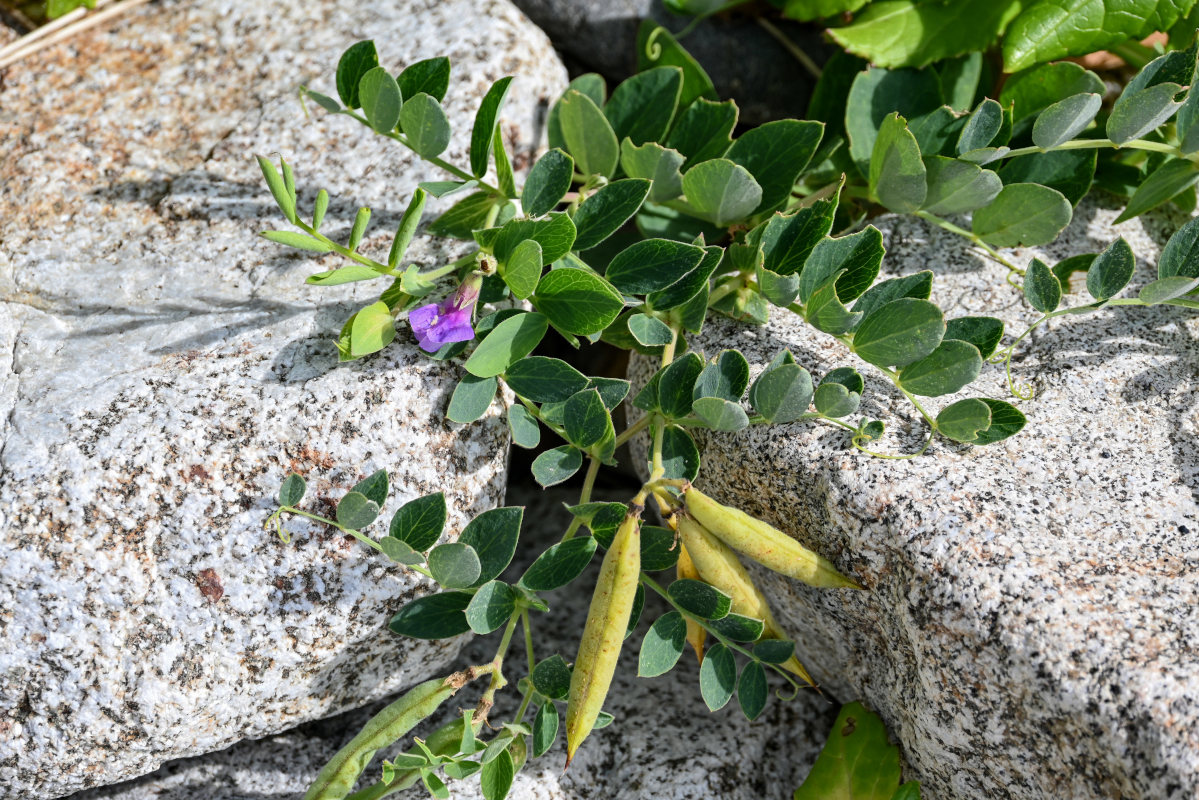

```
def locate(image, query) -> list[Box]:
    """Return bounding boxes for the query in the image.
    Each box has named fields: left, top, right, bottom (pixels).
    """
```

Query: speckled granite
left=68, top=484, right=840, bottom=800
left=630, top=198, right=1199, bottom=800
left=0, top=0, right=566, bottom=797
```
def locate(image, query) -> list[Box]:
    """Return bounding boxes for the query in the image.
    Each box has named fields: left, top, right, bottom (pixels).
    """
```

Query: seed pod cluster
left=565, top=511, right=642, bottom=766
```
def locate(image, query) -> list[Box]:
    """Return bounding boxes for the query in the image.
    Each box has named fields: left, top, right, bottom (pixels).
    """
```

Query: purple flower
left=409, top=276, right=481, bottom=352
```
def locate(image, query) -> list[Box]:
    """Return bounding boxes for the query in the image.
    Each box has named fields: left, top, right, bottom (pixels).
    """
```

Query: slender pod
left=677, top=515, right=814, bottom=686
left=684, top=486, right=859, bottom=589
left=675, top=540, right=707, bottom=664
left=565, top=512, right=642, bottom=766
left=304, top=676, right=462, bottom=800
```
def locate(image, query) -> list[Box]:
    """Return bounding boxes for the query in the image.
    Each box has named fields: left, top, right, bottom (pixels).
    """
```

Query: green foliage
left=794, top=702, right=920, bottom=800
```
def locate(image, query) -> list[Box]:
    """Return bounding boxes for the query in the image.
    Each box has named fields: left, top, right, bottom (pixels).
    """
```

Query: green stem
left=419, top=251, right=479, bottom=281
left=1004, top=137, right=1187, bottom=160
left=756, top=16, right=822, bottom=79
left=294, top=219, right=400, bottom=275
left=613, top=413, right=652, bottom=448
left=512, top=609, right=537, bottom=724
left=278, top=506, right=434, bottom=578
left=561, top=457, right=602, bottom=542
left=915, top=210, right=1024, bottom=275
left=649, top=327, right=680, bottom=483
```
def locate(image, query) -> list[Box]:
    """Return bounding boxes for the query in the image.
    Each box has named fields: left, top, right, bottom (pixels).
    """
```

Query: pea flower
left=408, top=274, right=482, bottom=352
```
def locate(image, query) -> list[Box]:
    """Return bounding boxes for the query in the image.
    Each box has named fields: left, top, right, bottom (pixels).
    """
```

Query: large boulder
left=630, top=199, right=1199, bottom=799
left=0, top=0, right=566, bottom=796
left=69, top=485, right=839, bottom=800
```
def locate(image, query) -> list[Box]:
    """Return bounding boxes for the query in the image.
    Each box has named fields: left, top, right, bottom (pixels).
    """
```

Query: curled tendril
left=644, top=26, right=665, bottom=61
left=851, top=428, right=934, bottom=460
left=773, top=680, right=802, bottom=702
left=263, top=510, right=291, bottom=543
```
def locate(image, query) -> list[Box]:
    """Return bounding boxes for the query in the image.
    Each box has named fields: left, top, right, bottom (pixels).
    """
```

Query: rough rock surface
left=69, top=484, right=840, bottom=800
left=631, top=198, right=1199, bottom=800
left=509, top=0, right=827, bottom=126
left=0, top=1, right=566, bottom=796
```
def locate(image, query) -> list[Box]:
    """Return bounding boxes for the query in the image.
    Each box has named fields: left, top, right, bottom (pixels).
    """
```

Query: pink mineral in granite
left=409, top=276, right=482, bottom=352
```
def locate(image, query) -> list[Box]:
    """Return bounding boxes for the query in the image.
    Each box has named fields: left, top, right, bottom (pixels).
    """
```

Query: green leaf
left=312, top=189, right=330, bottom=230
left=480, top=747, right=514, bottom=800
left=693, top=350, right=750, bottom=402
left=278, top=473, right=306, bottom=506
left=573, top=179, right=652, bottom=250
left=665, top=97, right=737, bottom=167
left=1159, top=216, right=1199, bottom=279
left=852, top=298, right=945, bottom=368
left=429, top=542, right=483, bottom=589
left=799, top=226, right=884, bottom=304
left=520, top=536, right=598, bottom=591
left=726, top=120, right=824, bottom=213
left=504, top=357, right=589, bottom=403
left=532, top=703, right=559, bottom=758
left=400, top=93, right=451, bottom=159
left=869, top=113, right=926, bottom=213
left=606, top=238, right=706, bottom=294
left=1085, top=237, right=1136, bottom=301
left=621, top=140, right=686, bottom=203
left=492, top=213, right=577, bottom=265
left=498, top=239, right=541, bottom=302
left=648, top=244, right=723, bottom=311
left=559, top=89, right=619, bottom=178
left=389, top=592, right=472, bottom=639
left=349, top=301, right=395, bottom=358
left=346, top=207, right=371, bottom=252
left=531, top=445, right=583, bottom=487
left=660, top=425, right=701, bottom=481
left=896, top=339, right=983, bottom=397
left=1024, top=258, right=1063, bottom=313
left=1116, top=158, right=1199, bottom=223
left=1140, top=274, right=1199, bottom=303
left=711, top=613, right=765, bottom=643
left=851, top=271, right=933, bottom=320
left=1109, top=82, right=1186, bottom=145
left=920, top=158, right=1002, bottom=215
left=465, top=313, right=548, bottom=378
left=754, top=639, right=796, bottom=664
left=692, top=397, right=750, bottom=431
left=936, top=397, right=991, bottom=443
left=336, top=41, right=379, bottom=109
left=493, top=125, right=517, bottom=200
left=945, top=316, right=1005, bottom=360
left=846, top=66, right=943, bottom=174
left=657, top=352, right=705, bottom=419
left=256, top=156, right=297, bottom=223
left=465, top=580, right=517, bottom=634
left=667, top=578, right=732, bottom=620
left=699, top=643, right=737, bottom=711
left=999, top=62, right=1105, bottom=124
left=398, top=56, right=451, bottom=103
left=972, top=183, right=1071, bottom=247
left=564, top=389, right=613, bottom=449
left=447, top=375, right=498, bottom=424
left=957, top=99, right=1004, bottom=154
left=758, top=265, right=801, bottom=307
left=628, top=314, right=674, bottom=346
left=807, top=274, right=865, bottom=336
left=470, top=77, right=514, bottom=178
left=793, top=701, right=901, bottom=800
left=336, top=490, right=379, bottom=530
left=1031, top=92, right=1102, bottom=150
left=379, top=536, right=424, bottom=565
left=760, top=196, right=838, bottom=277
left=891, top=781, right=923, bottom=800
left=639, top=525, right=681, bottom=572
left=639, top=612, right=687, bottom=678
left=507, top=404, right=541, bottom=449
left=304, top=89, right=342, bottom=114
left=829, top=0, right=1023, bottom=69
left=973, top=398, right=1026, bottom=444
left=604, top=67, right=683, bottom=146
left=523, top=149, right=574, bottom=217
left=533, top=269, right=625, bottom=336
left=548, top=74, right=606, bottom=151
left=532, top=654, right=573, bottom=699
left=358, top=66, right=402, bottom=134
left=429, top=192, right=502, bottom=240
left=387, top=188, right=427, bottom=269
left=814, top=382, right=861, bottom=418
left=682, top=158, right=763, bottom=226
left=996, top=148, right=1095, bottom=206
left=937, top=52, right=984, bottom=112
left=636, top=21, right=717, bottom=106
left=262, top=229, right=331, bottom=252
left=351, top=469, right=389, bottom=506
left=737, top=660, right=768, bottom=721
left=459, top=507, right=524, bottom=586
left=389, top=493, right=446, bottom=551
left=751, top=362, right=814, bottom=424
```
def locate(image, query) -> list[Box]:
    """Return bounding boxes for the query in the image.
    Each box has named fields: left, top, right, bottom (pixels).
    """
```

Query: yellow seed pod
left=565, top=512, right=641, bottom=766
left=675, top=541, right=707, bottom=664
left=684, top=486, right=859, bottom=589
left=678, top=516, right=814, bottom=686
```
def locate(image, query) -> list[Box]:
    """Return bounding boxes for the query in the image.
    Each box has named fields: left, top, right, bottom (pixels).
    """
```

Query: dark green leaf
left=465, top=580, right=517, bottom=634
left=358, top=67, right=402, bottom=133
left=389, top=492, right=446, bottom=552
left=668, top=578, right=731, bottom=620
left=564, top=389, right=613, bottom=449
left=793, top=701, right=901, bottom=800
left=1116, top=158, right=1199, bottom=223
left=638, top=611, right=687, bottom=677
left=648, top=244, right=723, bottom=311
left=936, top=397, right=991, bottom=443
left=682, top=158, right=763, bottom=226
left=846, top=66, right=943, bottom=174
left=532, top=654, right=572, bottom=699
left=351, top=469, right=389, bottom=507
left=492, top=213, right=577, bottom=264
left=458, top=507, right=524, bottom=586
left=920, top=157, right=1002, bottom=215
left=504, top=357, right=589, bottom=403
left=501, top=239, right=542, bottom=301
left=606, top=238, right=706, bottom=294
left=429, top=192, right=501, bottom=240
left=559, top=89, right=619, bottom=178
left=944, top=316, right=1005, bottom=359
left=1032, top=92, right=1101, bottom=149
left=389, top=592, right=472, bottom=639
left=480, top=748, right=514, bottom=800
left=1024, top=258, right=1063, bottom=313
left=531, top=445, right=583, bottom=487
left=1086, top=237, right=1136, bottom=301
left=754, top=638, right=795, bottom=664
left=699, top=642, right=737, bottom=711
left=852, top=298, right=945, bottom=368
left=972, top=183, right=1071, bottom=247
left=448, top=374, right=498, bottom=424
left=897, top=339, right=983, bottom=397
left=520, top=536, right=598, bottom=591
left=726, top=119, right=824, bottom=213
left=587, top=377, right=630, bottom=410
left=604, top=67, right=683, bottom=146
left=621, top=140, right=685, bottom=203
left=628, top=314, right=674, bottom=346
left=693, top=349, right=750, bottom=402
left=336, top=41, right=379, bottom=109
left=760, top=196, right=838, bottom=277
left=398, top=56, right=451, bottom=103
left=1109, top=81, right=1185, bottom=145
left=279, top=473, right=306, bottom=506
left=465, top=313, right=548, bottom=378
left=533, top=269, right=625, bottom=336
left=548, top=73, right=607, bottom=151
left=573, top=179, right=652, bottom=250
left=523, top=149, right=574, bottom=217
left=625, top=583, right=646, bottom=639
left=852, top=271, right=934, bottom=321
left=665, top=97, right=737, bottom=167
left=336, top=491, right=379, bottom=530
left=470, top=77, right=514, bottom=178
left=712, top=613, right=765, bottom=643
left=639, top=525, right=680, bottom=572
left=532, top=703, right=559, bottom=758
left=636, top=21, right=716, bottom=106
left=657, top=352, right=704, bottom=419
left=737, top=660, right=768, bottom=721
left=750, top=362, right=814, bottom=424
left=660, top=425, right=701, bottom=481
left=1159, top=216, right=1199, bottom=279
left=304, top=89, right=342, bottom=114
left=799, top=226, right=884, bottom=304
left=813, top=382, right=861, bottom=418
left=957, top=98, right=1004, bottom=154
left=429, top=542, right=483, bottom=589
left=400, top=93, right=451, bottom=159
left=996, top=148, right=1096, bottom=206
left=999, top=62, right=1105, bottom=124
left=869, top=113, right=926, bottom=213
left=973, top=398, right=1026, bottom=444
left=568, top=502, right=627, bottom=548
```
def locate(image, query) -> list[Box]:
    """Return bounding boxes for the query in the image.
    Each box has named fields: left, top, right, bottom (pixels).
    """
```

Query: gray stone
left=0, top=0, right=566, bottom=796
left=68, top=484, right=839, bottom=800
left=630, top=198, right=1199, bottom=799
left=509, top=0, right=827, bottom=126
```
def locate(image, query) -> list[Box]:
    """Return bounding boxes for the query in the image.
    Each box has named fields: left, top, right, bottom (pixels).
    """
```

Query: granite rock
left=630, top=198, right=1199, bottom=799
left=0, top=0, right=566, bottom=796
left=69, top=484, right=840, bottom=800
left=509, top=0, right=827, bottom=126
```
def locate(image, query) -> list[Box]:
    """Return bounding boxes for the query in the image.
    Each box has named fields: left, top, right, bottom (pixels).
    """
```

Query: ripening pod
left=684, top=486, right=859, bottom=589
left=565, top=513, right=641, bottom=767
left=675, top=541, right=707, bottom=664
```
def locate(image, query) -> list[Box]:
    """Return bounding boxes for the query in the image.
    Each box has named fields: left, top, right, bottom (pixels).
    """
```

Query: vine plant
left=257, top=26, right=1199, bottom=800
